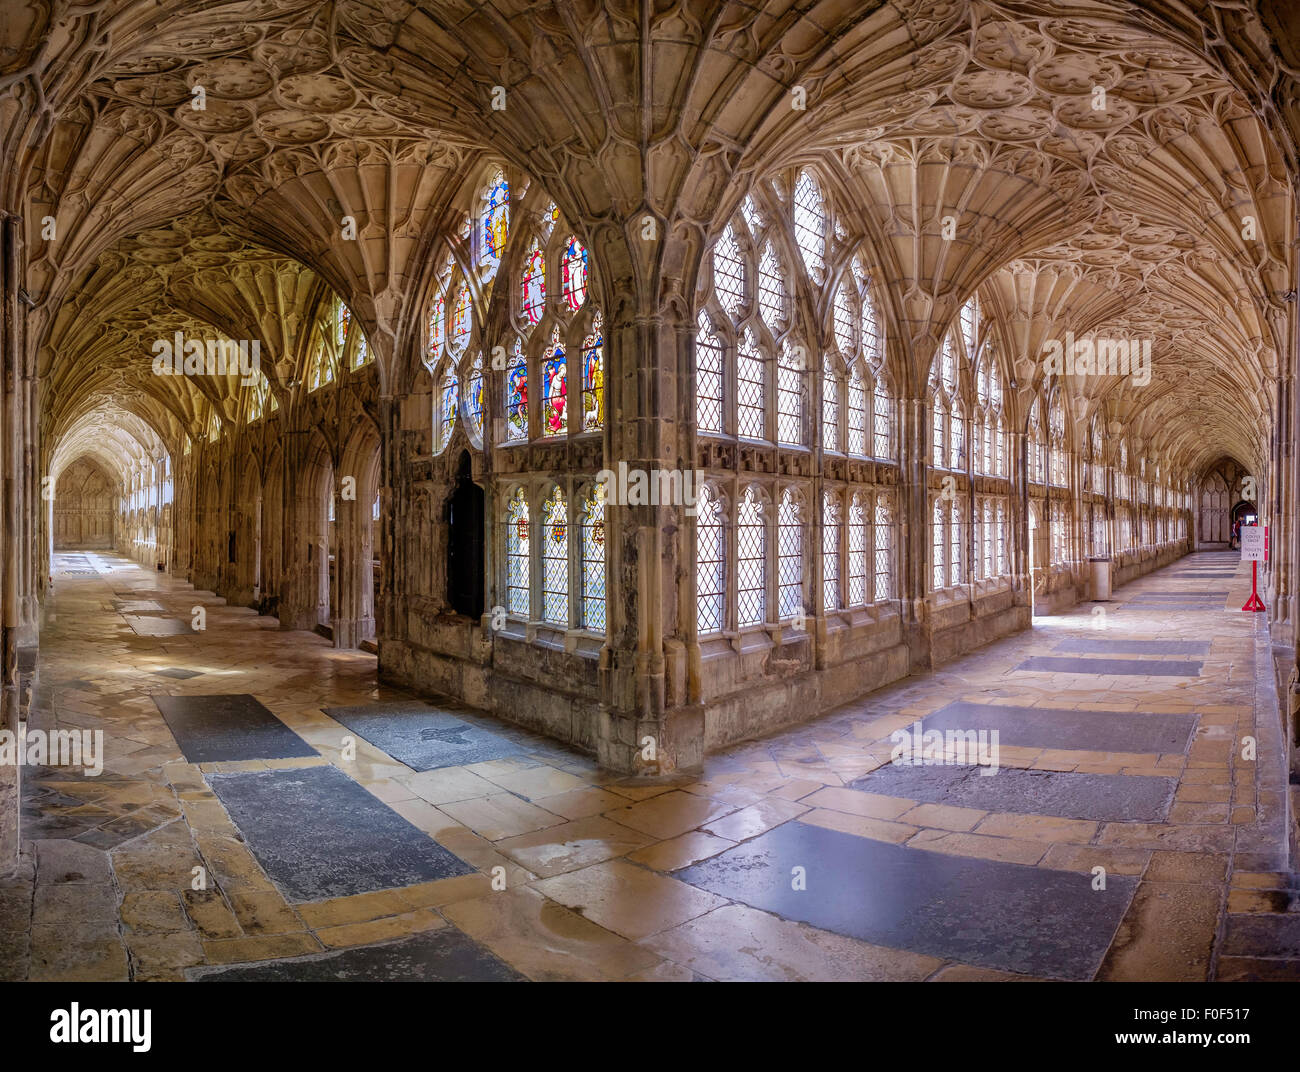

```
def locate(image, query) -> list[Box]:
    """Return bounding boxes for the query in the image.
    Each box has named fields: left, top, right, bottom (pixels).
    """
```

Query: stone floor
left=1, top=550, right=1296, bottom=981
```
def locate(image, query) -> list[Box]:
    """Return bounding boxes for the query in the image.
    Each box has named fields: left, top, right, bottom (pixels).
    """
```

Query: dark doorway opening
left=447, top=451, right=485, bottom=619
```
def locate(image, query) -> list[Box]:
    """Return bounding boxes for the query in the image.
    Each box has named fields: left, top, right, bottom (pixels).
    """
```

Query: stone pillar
left=898, top=395, right=930, bottom=667
left=0, top=213, right=19, bottom=876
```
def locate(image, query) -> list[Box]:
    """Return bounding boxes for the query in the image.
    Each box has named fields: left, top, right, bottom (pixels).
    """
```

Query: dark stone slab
left=323, top=702, right=527, bottom=772
left=1216, top=956, right=1300, bottom=982
left=206, top=764, right=475, bottom=901
left=1054, top=638, right=1210, bottom=656
left=153, top=694, right=318, bottom=763
left=1014, top=656, right=1202, bottom=677
left=678, top=820, right=1137, bottom=980
left=916, top=700, right=1197, bottom=754
left=1221, top=913, right=1300, bottom=958
left=113, top=599, right=164, bottom=613
left=849, top=764, right=1176, bottom=822
left=154, top=667, right=203, bottom=680
left=192, top=928, right=524, bottom=982
left=123, top=615, right=195, bottom=636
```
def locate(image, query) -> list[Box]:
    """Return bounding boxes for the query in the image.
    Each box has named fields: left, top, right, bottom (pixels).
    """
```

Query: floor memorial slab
left=191, top=929, right=523, bottom=982
left=677, top=819, right=1138, bottom=980
left=153, top=694, right=319, bottom=763
left=206, top=764, right=476, bottom=901
left=1014, top=656, right=1202, bottom=677
left=849, top=764, right=1176, bottom=822
left=916, top=700, right=1198, bottom=754
left=123, top=615, right=196, bottom=636
left=1054, top=638, right=1210, bottom=656
left=323, top=702, right=528, bottom=771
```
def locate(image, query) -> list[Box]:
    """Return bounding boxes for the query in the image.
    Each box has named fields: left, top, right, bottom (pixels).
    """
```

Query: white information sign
left=1241, top=526, right=1265, bottom=562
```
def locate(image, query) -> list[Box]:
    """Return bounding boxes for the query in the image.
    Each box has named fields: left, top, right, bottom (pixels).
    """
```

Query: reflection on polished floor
left=2, top=550, right=1295, bottom=982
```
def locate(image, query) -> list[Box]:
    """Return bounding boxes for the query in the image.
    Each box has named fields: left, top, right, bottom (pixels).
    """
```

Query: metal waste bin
left=1089, top=555, right=1112, bottom=601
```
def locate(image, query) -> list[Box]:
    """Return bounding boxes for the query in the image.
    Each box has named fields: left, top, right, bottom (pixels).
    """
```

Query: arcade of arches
left=3, top=0, right=1300, bottom=983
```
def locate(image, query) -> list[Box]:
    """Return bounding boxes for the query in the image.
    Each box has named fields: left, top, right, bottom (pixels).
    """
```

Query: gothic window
left=696, top=312, right=724, bottom=434
left=541, top=487, right=568, bottom=625
left=449, top=285, right=472, bottom=354
left=505, top=339, right=528, bottom=441
left=480, top=170, right=509, bottom=277
left=847, top=492, right=868, bottom=606
left=562, top=236, right=588, bottom=312
left=521, top=242, right=546, bottom=327
left=581, top=483, right=606, bottom=632
left=793, top=169, right=825, bottom=278
left=581, top=311, right=603, bottom=431
left=777, top=489, right=804, bottom=620
left=464, top=355, right=484, bottom=440
left=713, top=223, right=745, bottom=316
left=506, top=489, right=530, bottom=617
left=542, top=326, right=567, bottom=437
left=822, top=358, right=840, bottom=453
left=776, top=342, right=804, bottom=445
left=823, top=491, right=841, bottom=612
left=435, top=369, right=459, bottom=454
left=737, top=328, right=765, bottom=439
left=736, top=486, right=766, bottom=628
left=874, top=494, right=893, bottom=602
left=695, top=484, right=726, bottom=634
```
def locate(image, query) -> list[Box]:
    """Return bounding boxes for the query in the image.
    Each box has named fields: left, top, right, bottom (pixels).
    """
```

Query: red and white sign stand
left=1241, top=524, right=1266, bottom=612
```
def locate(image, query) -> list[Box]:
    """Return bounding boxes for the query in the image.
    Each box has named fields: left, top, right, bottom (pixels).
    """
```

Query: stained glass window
left=736, top=486, right=765, bottom=628
left=823, top=491, right=840, bottom=612
left=450, top=286, right=472, bottom=353
left=562, top=236, right=588, bottom=312
left=506, top=489, right=529, bottom=617
left=481, top=171, right=509, bottom=273
left=581, top=483, right=606, bottom=632
left=541, top=487, right=568, bottom=625
left=713, top=223, right=744, bottom=316
left=696, top=312, right=724, bottom=434
left=737, top=329, right=764, bottom=439
left=521, top=243, right=545, bottom=327
left=427, top=293, right=445, bottom=366
left=793, top=169, right=825, bottom=277
left=464, top=356, right=484, bottom=438
left=352, top=331, right=369, bottom=369
left=581, top=310, right=603, bottom=431
left=436, top=372, right=459, bottom=453
left=982, top=499, right=994, bottom=578
left=336, top=302, right=350, bottom=348
left=848, top=493, right=867, bottom=606
left=505, top=338, right=528, bottom=441
left=695, top=485, right=725, bottom=634
left=542, top=327, right=567, bottom=437
left=777, top=490, right=803, bottom=620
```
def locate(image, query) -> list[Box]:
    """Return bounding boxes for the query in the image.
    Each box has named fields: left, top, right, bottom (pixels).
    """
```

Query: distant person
left=1231, top=519, right=1241, bottom=549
